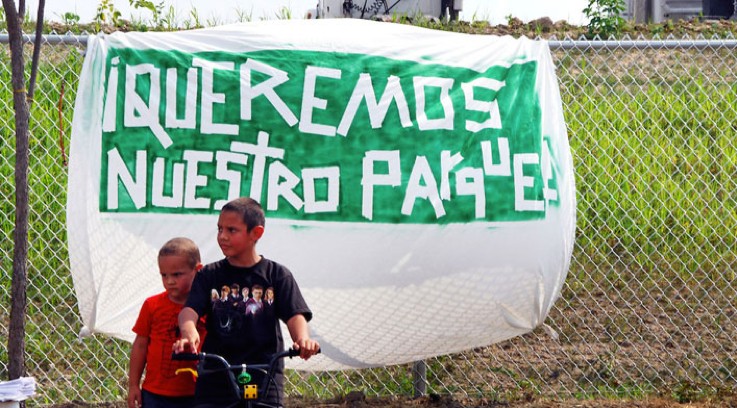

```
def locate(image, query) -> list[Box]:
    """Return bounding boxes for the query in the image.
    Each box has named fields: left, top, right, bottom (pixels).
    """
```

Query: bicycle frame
left=172, top=348, right=305, bottom=408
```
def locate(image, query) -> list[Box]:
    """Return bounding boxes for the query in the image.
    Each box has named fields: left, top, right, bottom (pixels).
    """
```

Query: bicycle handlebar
left=171, top=347, right=313, bottom=363
left=171, top=347, right=320, bottom=404
left=170, top=352, right=200, bottom=361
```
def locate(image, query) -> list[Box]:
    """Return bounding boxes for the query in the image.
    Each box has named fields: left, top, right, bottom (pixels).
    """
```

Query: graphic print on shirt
left=158, top=322, right=184, bottom=379
left=210, top=283, right=276, bottom=339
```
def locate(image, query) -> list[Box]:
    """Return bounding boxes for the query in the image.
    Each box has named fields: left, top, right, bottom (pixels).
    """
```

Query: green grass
left=566, top=78, right=737, bottom=277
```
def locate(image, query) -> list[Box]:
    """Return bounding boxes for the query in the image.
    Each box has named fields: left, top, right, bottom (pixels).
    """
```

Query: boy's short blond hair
left=158, top=237, right=201, bottom=268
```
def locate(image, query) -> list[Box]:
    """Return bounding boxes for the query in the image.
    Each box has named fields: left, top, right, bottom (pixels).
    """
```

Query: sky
left=19, top=0, right=589, bottom=26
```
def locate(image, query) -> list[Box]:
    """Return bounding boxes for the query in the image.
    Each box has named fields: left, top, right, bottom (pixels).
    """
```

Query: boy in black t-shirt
left=174, top=197, right=320, bottom=407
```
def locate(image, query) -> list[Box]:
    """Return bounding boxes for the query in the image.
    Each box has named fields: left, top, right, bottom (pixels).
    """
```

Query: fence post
left=412, top=360, right=427, bottom=397
left=652, top=0, right=663, bottom=22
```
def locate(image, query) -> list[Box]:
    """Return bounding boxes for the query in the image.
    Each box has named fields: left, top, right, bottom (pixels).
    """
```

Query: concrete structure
left=623, top=0, right=735, bottom=23
left=311, top=0, right=462, bottom=20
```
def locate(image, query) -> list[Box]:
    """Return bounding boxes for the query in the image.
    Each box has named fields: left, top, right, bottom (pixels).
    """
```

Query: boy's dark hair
left=222, top=197, right=265, bottom=231
left=159, top=237, right=201, bottom=268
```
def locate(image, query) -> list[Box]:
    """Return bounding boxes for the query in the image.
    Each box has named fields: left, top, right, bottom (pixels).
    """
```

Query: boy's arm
left=286, top=314, right=320, bottom=360
left=173, top=307, right=200, bottom=353
left=127, top=335, right=149, bottom=408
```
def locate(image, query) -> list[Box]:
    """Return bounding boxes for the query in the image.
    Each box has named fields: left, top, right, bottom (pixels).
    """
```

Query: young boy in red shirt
left=128, top=237, right=206, bottom=408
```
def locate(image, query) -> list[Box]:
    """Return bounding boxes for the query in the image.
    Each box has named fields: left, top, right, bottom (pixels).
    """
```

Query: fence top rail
left=548, top=38, right=737, bottom=50
left=0, top=33, right=89, bottom=45
left=3, top=33, right=737, bottom=50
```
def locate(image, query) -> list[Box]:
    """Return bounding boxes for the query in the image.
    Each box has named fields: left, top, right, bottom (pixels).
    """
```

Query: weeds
left=94, top=0, right=122, bottom=28
left=60, top=12, right=80, bottom=26
left=584, top=0, right=626, bottom=38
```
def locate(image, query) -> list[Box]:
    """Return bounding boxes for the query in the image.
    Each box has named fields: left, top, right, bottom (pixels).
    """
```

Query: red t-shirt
left=132, top=291, right=206, bottom=397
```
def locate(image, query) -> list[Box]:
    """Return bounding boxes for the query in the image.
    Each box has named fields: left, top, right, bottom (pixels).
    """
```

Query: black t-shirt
left=186, top=257, right=312, bottom=404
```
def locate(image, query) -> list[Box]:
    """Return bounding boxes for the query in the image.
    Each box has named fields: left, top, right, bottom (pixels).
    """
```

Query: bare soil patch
left=41, top=391, right=737, bottom=408
left=41, top=395, right=737, bottom=408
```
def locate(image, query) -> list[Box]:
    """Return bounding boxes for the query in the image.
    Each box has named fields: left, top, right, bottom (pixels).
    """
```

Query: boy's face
left=252, top=287, right=263, bottom=300
left=217, top=210, right=264, bottom=261
left=159, top=254, right=198, bottom=304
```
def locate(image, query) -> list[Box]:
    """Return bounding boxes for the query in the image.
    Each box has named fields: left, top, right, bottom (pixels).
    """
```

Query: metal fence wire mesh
left=0, top=32, right=736, bottom=405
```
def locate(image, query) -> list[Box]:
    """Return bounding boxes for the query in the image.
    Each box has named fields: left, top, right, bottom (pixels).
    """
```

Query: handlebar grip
left=287, top=347, right=322, bottom=358
left=171, top=352, right=200, bottom=361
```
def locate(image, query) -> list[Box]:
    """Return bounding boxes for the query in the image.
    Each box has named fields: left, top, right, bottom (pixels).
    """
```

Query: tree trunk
left=2, top=0, right=30, bottom=381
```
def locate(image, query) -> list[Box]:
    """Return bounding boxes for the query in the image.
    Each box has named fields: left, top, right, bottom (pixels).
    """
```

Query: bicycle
left=172, top=347, right=319, bottom=408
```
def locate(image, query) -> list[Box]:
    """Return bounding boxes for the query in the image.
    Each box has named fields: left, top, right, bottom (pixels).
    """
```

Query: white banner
left=68, top=19, right=576, bottom=370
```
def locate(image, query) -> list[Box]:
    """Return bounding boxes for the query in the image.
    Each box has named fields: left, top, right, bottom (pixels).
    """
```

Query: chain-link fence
left=1, top=31, right=736, bottom=405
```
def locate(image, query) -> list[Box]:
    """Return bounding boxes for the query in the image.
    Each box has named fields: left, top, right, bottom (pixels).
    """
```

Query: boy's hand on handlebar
left=292, top=338, right=320, bottom=360
left=175, top=308, right=201, bottom=354
left=172, top=336, right=199, bottom=354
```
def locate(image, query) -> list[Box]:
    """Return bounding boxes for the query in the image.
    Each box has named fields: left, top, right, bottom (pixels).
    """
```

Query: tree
left=2, top=0, right=45, bottom=380
left=584, top=0, right=626, bottom=38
